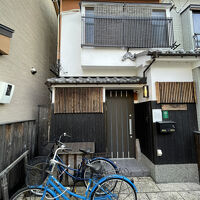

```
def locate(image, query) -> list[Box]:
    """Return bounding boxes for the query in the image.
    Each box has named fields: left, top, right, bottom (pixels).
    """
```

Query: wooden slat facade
left=54, top=87, right=103, bottom=113
left=156, top=82, right=196, bottom=104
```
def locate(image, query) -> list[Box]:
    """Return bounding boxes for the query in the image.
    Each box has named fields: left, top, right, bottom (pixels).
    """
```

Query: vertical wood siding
left=135, top=101, right=198, bottom=164
left=50, top=111, right=106, bottom=153
left=156, top=82, right=196, bottom=103
left=0, top=120, right=36, bottom=198
left=54, top=87, right=103, bottom=113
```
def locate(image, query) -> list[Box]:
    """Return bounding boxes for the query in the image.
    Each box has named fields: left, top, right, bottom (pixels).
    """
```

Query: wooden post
left=1, top=175, right=9, bottom=200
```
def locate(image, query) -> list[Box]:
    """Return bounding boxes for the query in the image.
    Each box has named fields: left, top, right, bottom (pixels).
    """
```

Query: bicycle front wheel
left=10, top=187, right=54, bottom=200
left=83, top=159, right=118, bottom=188
left=90, top=177, right=137, bottom=200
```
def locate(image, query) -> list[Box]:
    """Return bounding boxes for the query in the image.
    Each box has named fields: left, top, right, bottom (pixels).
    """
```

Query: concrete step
left=111, top=158, right=150, bottom=177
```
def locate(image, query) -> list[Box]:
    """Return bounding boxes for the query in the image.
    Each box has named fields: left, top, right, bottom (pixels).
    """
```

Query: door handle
left=129, top=118, right=132, bottom=135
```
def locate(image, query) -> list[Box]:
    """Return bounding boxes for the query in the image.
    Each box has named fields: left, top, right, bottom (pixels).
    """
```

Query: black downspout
left=143, top=58, right=156, bottom=78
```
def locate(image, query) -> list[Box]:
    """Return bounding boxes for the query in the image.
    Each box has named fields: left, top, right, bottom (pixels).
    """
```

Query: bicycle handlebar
left=50, top=146, right=72, bottom=173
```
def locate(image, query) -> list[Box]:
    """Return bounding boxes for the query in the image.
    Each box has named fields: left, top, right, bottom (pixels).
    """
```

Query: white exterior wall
left=136, top=60, right=194, bottom=102
left=150, top=61, right=194, bottom=101
left=60, top=11, right=143, bottom=77
left=81, top=48, right=151, bottom=68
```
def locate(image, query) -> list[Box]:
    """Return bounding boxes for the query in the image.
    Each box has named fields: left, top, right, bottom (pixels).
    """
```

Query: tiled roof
left=148, top=49, right=200, bottom=57
left=47, top=76, right=146, bottom=85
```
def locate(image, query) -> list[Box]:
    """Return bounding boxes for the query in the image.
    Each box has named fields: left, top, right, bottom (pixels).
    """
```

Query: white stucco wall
left=150, top=60, right=194, bottom=101
left=60, top=11, right=147, bottom=76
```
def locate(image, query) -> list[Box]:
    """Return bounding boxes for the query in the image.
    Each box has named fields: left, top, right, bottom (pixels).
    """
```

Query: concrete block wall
left=0, top=0, right=57, bottom=123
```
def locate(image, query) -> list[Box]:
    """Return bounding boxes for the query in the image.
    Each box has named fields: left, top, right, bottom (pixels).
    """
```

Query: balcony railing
left=81, top=16, right=174, bottom=48
left=193, top=33, right=200, bottom=49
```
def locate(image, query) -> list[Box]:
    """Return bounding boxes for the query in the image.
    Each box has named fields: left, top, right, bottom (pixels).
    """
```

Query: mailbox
left=156, top=121, right=176, bottom=134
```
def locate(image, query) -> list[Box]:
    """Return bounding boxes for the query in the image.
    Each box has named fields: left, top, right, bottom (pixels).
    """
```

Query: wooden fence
left=0, top=120, right=36, bottom=199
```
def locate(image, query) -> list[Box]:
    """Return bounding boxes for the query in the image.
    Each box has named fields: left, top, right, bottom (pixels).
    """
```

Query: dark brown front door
left=105, top=90, right=135, bottom=158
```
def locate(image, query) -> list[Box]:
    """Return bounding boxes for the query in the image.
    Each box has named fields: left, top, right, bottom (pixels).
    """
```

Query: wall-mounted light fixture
left=143, top=85, right=149, bottom=98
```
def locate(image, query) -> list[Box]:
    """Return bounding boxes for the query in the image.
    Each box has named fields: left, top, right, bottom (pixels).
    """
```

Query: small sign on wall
left=161, top=104, right=187, bottom=111
left=162, top=110, right=169, bottom=119
left=152, top=109, right=162, bottom=123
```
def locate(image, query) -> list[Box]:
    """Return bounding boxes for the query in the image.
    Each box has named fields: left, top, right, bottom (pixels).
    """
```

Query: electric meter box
left=0, top=81, right=15, bottom=104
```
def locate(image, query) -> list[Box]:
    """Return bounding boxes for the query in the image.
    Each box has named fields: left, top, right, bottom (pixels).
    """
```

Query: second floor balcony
left=81, top=15, right=174, bottom=49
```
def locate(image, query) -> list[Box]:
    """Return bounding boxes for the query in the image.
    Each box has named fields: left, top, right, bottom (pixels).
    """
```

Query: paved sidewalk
left=134, top=177, right=200, bottom=200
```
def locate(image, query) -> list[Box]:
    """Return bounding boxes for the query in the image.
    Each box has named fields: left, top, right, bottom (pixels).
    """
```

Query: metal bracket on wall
left=122, top=51, right=136, bottom=61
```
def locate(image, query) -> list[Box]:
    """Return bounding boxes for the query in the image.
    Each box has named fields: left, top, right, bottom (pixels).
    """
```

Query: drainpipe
left=143, top=57, right=156, bottom=78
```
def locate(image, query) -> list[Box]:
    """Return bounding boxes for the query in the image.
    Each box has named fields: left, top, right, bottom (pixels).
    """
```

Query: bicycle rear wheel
left=90, top=176, right=137, bottom=200
left=83, top=159, right=118, bottom=188
left=10, top=187, right=54, bottom=200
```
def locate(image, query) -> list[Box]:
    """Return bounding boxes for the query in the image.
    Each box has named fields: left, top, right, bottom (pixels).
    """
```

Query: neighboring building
left=0, top=0, right=57, bottom=196
left=0, top=0, right=57, bottom=123
left=47, top=0, right=200, bottom=183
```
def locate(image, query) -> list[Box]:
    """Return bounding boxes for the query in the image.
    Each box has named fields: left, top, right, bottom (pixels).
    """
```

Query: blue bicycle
left=11, top=146, right=138, bottom=200
left=28, top=133, right=119, bottom=189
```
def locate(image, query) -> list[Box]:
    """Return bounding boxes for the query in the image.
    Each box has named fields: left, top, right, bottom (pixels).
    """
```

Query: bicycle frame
left=36, top=173, right=105, bottom=200
left=56, top=155, right=87, bottom=181
left=55, top=155, right=118, bottom=182
left=36, top=174, right=138, bottom=200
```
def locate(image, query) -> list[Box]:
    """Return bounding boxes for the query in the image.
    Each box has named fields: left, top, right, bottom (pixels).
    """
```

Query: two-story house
left=47, top=0, right=200, bottom=183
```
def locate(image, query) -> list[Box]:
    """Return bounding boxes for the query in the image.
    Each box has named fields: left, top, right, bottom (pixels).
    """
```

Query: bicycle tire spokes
left=93, top=179, right=137, bottom=200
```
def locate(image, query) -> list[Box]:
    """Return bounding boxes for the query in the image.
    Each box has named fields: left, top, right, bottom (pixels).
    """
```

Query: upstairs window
left=193, top=11, right=200, bottom=49
left=85, top=7, right=94, bottom=44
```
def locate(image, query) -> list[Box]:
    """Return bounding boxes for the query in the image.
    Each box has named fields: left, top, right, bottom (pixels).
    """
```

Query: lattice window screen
left=155, top=82, right=196, bottom=104
left=93, top=4, right=153, bottom=47
left=94, top=4, right=124, bottom=46
left=123, top=5, right=152, bottom=47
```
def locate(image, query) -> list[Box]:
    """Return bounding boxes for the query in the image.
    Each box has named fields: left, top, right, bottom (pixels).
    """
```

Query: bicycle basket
left=25, top=163, right=49, bottom=186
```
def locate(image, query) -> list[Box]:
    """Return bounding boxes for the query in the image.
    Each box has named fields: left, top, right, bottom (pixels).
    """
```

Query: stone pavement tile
left=135, top=177, right=154, bottom=182
left=157, top=183, right=191, bottom=192
left=137, top=193, right=149, bottom=200
left=146, top=192, right=183, bottom=200
left=178, top=191, right=200, bottom=200
left=135, top=181, right=160, bottom=193
left=184, top=183, right=200, bottom=191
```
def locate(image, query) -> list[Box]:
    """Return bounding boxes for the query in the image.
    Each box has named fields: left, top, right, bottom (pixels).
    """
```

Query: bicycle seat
left=86, top=162, right=102, bottom=174
left=79, top=149, right=92, bottom=154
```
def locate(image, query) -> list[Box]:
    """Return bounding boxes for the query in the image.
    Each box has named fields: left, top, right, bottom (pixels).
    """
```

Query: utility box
left=156, top=121, right=176, bottom=134
left=0, top=81, right=15, bottom=104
